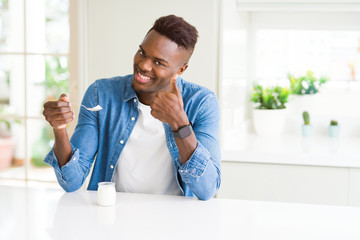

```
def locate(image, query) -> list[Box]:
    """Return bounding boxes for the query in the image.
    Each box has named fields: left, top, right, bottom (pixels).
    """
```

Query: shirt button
left=120, top=140, right=124, bottom=144
left=134, top=99, right=137, bottom=103
left=131, top=117, right=135, bottom=121
left=110, top=165, right=114, bottom=169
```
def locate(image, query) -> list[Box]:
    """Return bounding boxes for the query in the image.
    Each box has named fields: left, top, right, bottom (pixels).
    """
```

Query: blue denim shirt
left=44, top=74, right=221, bottom=200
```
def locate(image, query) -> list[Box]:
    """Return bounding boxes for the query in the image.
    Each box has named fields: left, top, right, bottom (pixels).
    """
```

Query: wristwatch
left=172, top=122, right=193, bottom=139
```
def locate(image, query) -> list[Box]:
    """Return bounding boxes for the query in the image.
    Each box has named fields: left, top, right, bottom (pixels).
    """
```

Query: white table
left=1, top=185, right=360, bottom=240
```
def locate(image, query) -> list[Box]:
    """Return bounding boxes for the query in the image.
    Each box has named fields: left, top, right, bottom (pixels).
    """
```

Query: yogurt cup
left=97, top=182, right=116, bottom=207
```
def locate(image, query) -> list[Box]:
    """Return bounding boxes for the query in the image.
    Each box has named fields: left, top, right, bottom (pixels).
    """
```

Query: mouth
left=135, top=70, right=154, bottom=84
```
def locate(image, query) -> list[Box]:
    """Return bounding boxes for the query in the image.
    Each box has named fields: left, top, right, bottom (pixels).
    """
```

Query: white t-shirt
left=112, top=101, right=182, bottom=196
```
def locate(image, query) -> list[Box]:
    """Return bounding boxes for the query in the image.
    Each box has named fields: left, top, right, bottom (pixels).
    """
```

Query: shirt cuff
left=43, top=144, right=80, bottom=181
left=178, top=141, right=210, bottom=182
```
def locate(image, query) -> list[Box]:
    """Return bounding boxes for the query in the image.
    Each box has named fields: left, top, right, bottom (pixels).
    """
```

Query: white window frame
left=0, top=0, right=80, bottom=184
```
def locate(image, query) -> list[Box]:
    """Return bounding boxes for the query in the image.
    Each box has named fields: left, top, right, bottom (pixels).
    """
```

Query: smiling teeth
left=138, top=73, right=150, bottom=80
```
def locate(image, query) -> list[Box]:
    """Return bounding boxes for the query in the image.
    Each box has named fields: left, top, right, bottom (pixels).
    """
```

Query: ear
left=177, top=63, right=188, bottom=75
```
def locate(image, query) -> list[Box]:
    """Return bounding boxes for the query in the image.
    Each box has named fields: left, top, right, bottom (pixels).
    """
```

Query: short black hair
left=148, top=15, right=198, bottom=50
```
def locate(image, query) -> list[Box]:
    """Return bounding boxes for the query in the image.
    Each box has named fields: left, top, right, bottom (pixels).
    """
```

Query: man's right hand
left=43, top=94, right=74, bottom=130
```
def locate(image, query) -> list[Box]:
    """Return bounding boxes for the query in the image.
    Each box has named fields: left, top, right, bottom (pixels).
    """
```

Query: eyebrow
left=139, top=45, right=169, bottom=64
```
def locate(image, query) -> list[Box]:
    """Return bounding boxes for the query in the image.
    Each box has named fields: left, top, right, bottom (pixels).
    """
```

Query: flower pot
left=0, top=137, right=15, bottom=170
left=301, top=125, right=313, bottom=137
left=252, top=108, right=287, bottom=137
left=328, top=125, right=340, bottom=138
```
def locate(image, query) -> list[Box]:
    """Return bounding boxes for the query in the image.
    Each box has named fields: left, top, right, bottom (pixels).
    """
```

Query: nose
left=138, top=58, right=152, bottom=72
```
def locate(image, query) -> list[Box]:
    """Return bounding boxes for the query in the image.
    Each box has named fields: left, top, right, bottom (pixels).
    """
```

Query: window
left=0, top=0, right=70, bottom=183
left=255, top=30, right=360, bottom=82
left=220, top=1, right=360, bottom=151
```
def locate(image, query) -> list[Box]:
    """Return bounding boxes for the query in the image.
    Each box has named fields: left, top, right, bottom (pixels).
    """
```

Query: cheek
left=156, top=66, right=178, bottom=78
left=156, top=68, right=170, bottom=77
left=157, top=72, right=173, bottom=85
left=133, top=54, right=139, bottom=65
left=157, top=72, right=173, bottom=86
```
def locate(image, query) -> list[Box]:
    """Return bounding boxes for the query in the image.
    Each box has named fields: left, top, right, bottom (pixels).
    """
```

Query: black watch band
left=172, top=122, right=193, bottom=139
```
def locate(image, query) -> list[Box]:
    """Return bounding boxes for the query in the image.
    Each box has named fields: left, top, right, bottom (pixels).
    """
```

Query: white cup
left=97, top=182, right=116, bottom=207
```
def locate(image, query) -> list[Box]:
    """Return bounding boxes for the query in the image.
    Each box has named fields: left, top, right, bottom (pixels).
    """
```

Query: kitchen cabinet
left=218, top=135, right=360, bottom=206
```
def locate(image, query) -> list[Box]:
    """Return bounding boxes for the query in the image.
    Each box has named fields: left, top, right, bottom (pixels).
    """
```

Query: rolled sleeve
left=178, top=142, right=210, bottom=181
left=44, top=144, right=83, bottom=192
left=176, top=91, right=221, bottom=201
left=178, top=141, right=220, bottom=201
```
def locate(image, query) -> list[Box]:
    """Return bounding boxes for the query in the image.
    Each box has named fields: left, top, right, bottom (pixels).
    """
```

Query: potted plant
left=0, top=117, right=15, bottom=170
left=288, top=70, right=328, bottom=95
left=286, top=70, right=329, bottom=116
left=301, top=111, right=313, bottom=137
left=250, top=83, right=290, bottom=136
left=328, top=120, right=340, bottom=138
left=0, top=102, right=22, bottom=170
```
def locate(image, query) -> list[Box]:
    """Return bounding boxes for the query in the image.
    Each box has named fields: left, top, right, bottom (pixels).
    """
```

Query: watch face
left=178, top=125, right=192, bottom=138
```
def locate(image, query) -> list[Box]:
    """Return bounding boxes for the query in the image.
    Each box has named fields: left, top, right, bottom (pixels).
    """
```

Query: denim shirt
left=44, top=74, right=221, bottom=200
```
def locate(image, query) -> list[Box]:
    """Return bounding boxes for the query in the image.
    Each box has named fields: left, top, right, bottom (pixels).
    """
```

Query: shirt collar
left=123, top=74, right=137, bottom=102
left=176, top=76, right=184, bottom=93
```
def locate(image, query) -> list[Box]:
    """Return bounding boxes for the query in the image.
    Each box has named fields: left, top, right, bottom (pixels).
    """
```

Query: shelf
left=222, top=134, right=360, bottom=168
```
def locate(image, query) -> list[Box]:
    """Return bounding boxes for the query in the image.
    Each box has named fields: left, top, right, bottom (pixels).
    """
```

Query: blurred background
left=0, top=0, right=69, bottom=184
left=0, top=0, right=360, bottom=205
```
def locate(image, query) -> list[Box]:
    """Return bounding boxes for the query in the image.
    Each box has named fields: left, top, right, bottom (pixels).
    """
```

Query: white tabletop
left=1, top=185, right=360, bottom=240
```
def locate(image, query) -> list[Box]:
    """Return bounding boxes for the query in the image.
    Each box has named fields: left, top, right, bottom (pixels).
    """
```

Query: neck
left=136, top=92, right=155, bottom=106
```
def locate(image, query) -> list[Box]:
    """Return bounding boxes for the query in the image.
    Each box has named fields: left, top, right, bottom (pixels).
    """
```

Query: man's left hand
left=150, top=74, right=189, bottom=131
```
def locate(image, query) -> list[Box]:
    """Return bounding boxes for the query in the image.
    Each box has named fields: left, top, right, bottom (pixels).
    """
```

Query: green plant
left=36, top=56, right=69, bottom=99
left=0, top=105, right=11, bottom=137
left=330, top=120, right=338, bottom=126
left=0, top=117, right=19, bottom=138
left=31, top=57, right=68, bottom=165
left=0, top=105, right=21, bottom=137
left=303, top=111, right=310, bottom=125
left=0, top=69, right=10, bottom=105
left=0, top=119, right=10, bottom=137
left=31, top=126, right=53, bottom=167
left=288, top=70, right=328, bottom=95
left=251, top=83, right=290, bottom=109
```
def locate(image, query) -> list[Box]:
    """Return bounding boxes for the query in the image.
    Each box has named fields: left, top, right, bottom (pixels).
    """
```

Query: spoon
left=81, top=104, right=103, bottom=111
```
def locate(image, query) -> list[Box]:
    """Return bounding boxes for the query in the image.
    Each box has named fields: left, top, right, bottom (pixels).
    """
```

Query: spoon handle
left=81, top=105, right=103, bottom=112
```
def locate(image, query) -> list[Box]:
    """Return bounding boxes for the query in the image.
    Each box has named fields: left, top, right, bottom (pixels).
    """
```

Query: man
left=43, top=15, right=220, bottom=200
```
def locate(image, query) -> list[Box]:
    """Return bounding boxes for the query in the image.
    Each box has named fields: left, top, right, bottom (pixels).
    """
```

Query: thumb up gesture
left=150, top=74, right=189, bottom=131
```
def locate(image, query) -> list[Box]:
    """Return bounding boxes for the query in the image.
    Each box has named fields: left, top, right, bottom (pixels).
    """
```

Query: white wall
left=85, top=0, right=220, bottom=93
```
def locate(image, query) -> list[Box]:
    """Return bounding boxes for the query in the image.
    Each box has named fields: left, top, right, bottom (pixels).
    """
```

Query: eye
left=138, top=49, right=145, bottom=56
left=155, top=61, right=165, bottom=67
